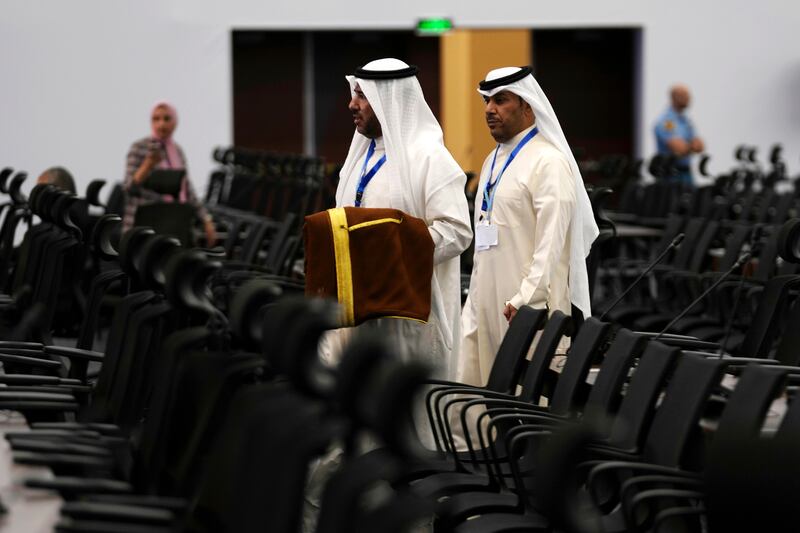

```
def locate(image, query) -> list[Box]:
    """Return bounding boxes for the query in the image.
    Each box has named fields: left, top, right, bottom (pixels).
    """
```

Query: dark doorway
left=532, top=28, right=640, bottom=183
left=232, top=31, right=305, bottom=154
left=311, top=31, right=440, bottom=165
left=232, top=30, right=440, bottom=165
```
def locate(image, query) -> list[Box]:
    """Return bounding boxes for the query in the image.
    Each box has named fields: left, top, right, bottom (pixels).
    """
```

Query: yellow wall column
left=440, top=29, right=532, bottom=175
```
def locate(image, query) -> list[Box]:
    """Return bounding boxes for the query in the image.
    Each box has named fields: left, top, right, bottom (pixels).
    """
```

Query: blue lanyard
left=354, top=139, right=387, bottom=207
left=481, top=127, right=539, bottom=220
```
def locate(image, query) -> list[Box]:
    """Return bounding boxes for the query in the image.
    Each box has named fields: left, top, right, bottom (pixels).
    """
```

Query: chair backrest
left=315, top=449, right=401, bottom=533
left=713, top=365, right=787, bottom=447
left=579, top=328, right=649, bottom=420
left=134, top=202, right=195, bottom=247
left=716, top=224, right=752, bottom=272
left=85, top=179, right=106, bottom=207
left=0, top=167, right=13, bottom=194
left=640, top=354, right=726, bottom=467
left=606, top=340, right=680, bottom=449
left=652, top=215, right=685, bottom=257
left=738, top=274, right=800, bottom=358
left=134, top=326, right=214, bottom=491
left=512, top=310, right=573, bottom=404
left=484, top=306, right=547, bottom=393
left=671, top=217, right=706, bottom=269
left=222, top=214, right=249, bottom=258
left=752, top=225, right=780, bottom=281
left=69, top=270, right=127, bottom=381
left=0, top=207, right=31, bottom=288
left=772, top=193, right=796, bottom=224
left=82, top=291, right=158, bottom=421
left=152, top=346, right=265, bottom=496
left=537, top=319, right=618, bottom=414
left=687, top=219, right=719, bottom=273
left=264, top=212, right=297, bottom=274
left=238, top=218, right=271, bottom=265
left=109, top=300, right=174, bottom=429
left=188, top=383, right=337, bottom=533
left=105, top=183, right=127, bottom=217
left=704, top=366, right=791, bottom=532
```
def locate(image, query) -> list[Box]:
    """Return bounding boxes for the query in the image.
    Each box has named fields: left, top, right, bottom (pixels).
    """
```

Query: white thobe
left=458, top=126, right=576, bottom=387
left=308, top=132, right=469, bottom=525
left=323, top=136, right=472, bottom=381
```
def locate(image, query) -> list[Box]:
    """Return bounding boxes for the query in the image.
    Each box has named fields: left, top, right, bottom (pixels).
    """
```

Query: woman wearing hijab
left=123, top=101, right=216, bottom=246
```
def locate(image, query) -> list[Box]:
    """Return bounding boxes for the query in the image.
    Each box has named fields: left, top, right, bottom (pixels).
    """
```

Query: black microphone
left=599, top=233, right=685, bottom=321
left=653, top=251, right=753, bottom=340
left=716, top=227, right=764, bottom=354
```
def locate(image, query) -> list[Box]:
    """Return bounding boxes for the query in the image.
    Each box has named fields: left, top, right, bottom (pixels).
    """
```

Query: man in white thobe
left=323, top=58, right=472, bottom=381
left=458, top=66, right=599, bottom=388
left=305, top=58, right=472, bottom=533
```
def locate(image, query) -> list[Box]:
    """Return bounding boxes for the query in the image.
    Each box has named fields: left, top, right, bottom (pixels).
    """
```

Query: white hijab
left=479, top=67, right=599, bottom=318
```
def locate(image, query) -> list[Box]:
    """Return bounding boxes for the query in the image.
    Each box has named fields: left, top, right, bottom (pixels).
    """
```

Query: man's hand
left=503, top=302, right=518, bottom=323
left=690, top=137, right=705, bottom=153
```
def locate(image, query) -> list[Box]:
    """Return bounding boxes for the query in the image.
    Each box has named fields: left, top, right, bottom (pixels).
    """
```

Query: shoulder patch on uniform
left=663, top=120, right=675, bottom=131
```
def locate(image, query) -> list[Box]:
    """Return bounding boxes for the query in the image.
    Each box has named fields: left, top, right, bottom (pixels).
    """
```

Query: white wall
left=2, top=0, right=799, bottom=197
left=0, top=0, right=231, bottom=199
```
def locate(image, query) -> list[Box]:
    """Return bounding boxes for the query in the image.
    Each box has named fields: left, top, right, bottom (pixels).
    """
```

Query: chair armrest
left=0, top=352, right=62, bottom=369
left=0, top=390, right=75, bottom=402
left=635, top=333, right=720, bottom=351
left=681, top=352, right=780, bottom=367
left=54, top=517, right=174, bottom=533
left=588, top=461, right=700, bottom=501
left=0, top=374, right=83, bottom=386
left=79, top=494, right=187, bottom=512
left=13, top=451, right=115, bottom=469
left=0, top=347, right=51, bottom=357
left=0, top=341, right=44, bottom=350
left=653, top=504, right=706, bottom=533
left=30, top=422, right=122, bottom=435
left=432, top=387, right=515, bottom=453
left=25, top=476, right=133, bottom=496
left=9, top=438, right=112, bottom=457
left=423, top=381, right=485, bottom=451
left=5, top=429, right=103, bottom=441
left=629, top=488, right=705, bottom=531
left=44, top=346, right=104, bottom=362
left=0, top=399, right=79, bottom=412
left=619, top=473, right=704, bottom=525
left=60, top=500, right=176, bottom=525
left=8, top=433, right=126, bottom=448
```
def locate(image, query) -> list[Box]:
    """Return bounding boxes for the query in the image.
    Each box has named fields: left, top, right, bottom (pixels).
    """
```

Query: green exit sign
left=416, top=18, right=454, bottom=35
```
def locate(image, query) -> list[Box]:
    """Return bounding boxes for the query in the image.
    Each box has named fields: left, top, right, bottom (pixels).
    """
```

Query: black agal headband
left=354, top=64, right=419, bottom=80
left=478, top=66, right=533, bottom=91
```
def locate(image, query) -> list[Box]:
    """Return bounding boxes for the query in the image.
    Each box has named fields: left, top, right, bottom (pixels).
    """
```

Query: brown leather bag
left=304, top=207, right=434, bottom=326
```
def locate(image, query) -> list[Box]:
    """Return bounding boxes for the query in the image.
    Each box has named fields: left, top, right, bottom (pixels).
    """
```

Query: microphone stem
left=654, top=255, right=750, bottom=341
left=717, top=264, right=749, bottom=358
left=600, top=241, right=676, bottom=321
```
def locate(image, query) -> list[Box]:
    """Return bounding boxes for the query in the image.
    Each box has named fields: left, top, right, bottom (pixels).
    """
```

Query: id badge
left=475, top=222, right=499, bottom=250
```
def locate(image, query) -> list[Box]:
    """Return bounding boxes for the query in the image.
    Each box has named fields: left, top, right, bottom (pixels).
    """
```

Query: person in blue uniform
left=654, top=84, right=705, bottom=185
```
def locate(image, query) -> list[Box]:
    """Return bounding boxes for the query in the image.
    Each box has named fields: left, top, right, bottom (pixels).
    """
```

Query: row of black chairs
left=4, top=160, right=800, bottom=532
left=0, top=180, right=442, bottom=532
left=398, top=305, right=800, bottom=531
left=206, top=146, right=330, bottom=224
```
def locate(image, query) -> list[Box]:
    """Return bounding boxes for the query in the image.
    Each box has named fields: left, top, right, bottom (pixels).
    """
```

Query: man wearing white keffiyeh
left=304, top=58, right=472, bottom=533
left=457, top=66, right=600, bottom=388
left=327, top=58, right=472, bottom=382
